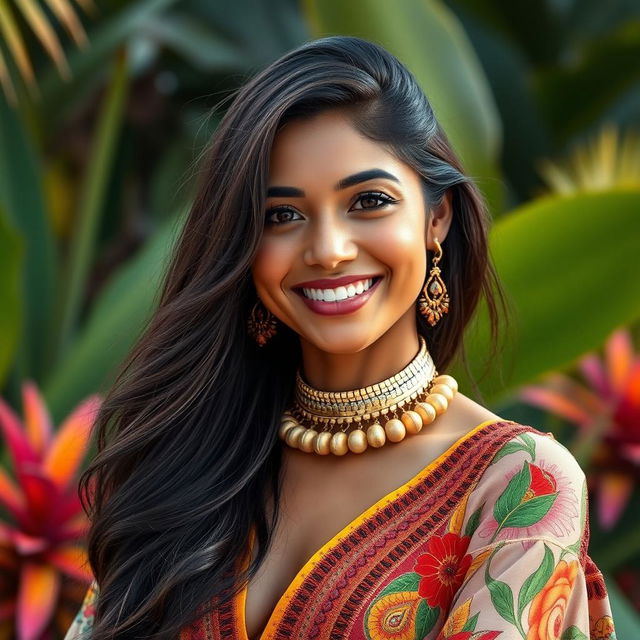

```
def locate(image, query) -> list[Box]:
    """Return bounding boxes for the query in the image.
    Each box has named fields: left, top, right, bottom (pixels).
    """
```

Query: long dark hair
left=78, top=35, right=509, bottom=639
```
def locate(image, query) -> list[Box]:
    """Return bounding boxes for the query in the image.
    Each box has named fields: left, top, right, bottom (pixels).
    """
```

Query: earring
left=247, top=299, right=278, bottom=346
left=418, top=237, right=450, bottom=327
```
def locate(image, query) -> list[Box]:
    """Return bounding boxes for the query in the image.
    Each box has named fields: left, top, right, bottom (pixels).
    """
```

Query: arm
left=437, top=431, right=616, bottom=640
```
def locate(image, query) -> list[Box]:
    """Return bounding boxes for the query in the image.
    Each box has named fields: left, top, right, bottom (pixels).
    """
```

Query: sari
left=64, top=419, right=617, bottom=640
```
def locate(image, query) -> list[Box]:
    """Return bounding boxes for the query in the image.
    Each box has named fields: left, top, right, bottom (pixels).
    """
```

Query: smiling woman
left=63, top=36, right=615, bottom=640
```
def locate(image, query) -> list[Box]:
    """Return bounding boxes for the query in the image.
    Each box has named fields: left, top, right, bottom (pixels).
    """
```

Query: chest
left=243, top=432, right=473, bottom=640
left=180, top=419, right=535, bottom=640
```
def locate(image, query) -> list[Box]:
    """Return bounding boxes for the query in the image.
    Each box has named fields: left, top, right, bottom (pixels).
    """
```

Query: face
left=251, top=109, right=444, bottom=354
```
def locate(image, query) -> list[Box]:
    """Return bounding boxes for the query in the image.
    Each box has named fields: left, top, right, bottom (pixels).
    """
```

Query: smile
left=301, top=277, right=375, bottom=301
left=293, top=276, right=383, bottom=316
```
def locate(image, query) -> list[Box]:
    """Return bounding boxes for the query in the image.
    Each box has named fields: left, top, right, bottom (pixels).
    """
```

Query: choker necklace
left=278, top=336, right=458, bottom=455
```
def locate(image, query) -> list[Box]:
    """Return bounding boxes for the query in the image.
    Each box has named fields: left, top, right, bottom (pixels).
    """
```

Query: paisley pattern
left=62, top=420, right=617, bottom=640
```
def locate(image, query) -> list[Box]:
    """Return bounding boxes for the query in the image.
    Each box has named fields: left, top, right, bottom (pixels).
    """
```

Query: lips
left=293, top=276, right=383, bottom=316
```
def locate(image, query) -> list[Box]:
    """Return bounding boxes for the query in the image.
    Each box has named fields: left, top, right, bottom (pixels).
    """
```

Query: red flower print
left=526, top=462, right=557, bottom=498
left=478, top=458, right=577, bottom=544
left=414, top=532, right=472, bottom=609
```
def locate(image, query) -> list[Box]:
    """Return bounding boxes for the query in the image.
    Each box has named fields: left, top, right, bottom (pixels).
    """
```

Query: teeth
left=302, top=278, right=376, bottom=302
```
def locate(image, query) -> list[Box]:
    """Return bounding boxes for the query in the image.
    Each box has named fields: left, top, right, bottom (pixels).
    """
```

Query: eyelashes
left=264, top=191, right=399, bottom=226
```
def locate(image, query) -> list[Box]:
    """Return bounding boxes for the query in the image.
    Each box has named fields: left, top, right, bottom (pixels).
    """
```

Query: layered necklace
left=278, top=335, right=458, bottom=455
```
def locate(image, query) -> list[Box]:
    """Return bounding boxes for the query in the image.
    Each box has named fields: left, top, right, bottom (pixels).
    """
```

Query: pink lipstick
left=293, top=276, right=383, bottom=316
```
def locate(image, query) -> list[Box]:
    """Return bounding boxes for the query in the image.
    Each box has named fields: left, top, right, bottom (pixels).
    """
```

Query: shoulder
left=459, top=427, right=587, bottom=555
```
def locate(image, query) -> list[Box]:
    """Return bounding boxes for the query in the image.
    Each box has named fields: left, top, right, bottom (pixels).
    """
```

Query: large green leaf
left=535, top=21, right=640, bottom=143
left=303, top=0, right=505, bottom=213
left=37, top=0, right=182, bottom=128
left=0, top=94, right=56, bottom=380
left=44, top=209, right=187, bottom=421
left=442, top=9, right=551, bottom=206
left=53, top=49, right=129, bottom=364
left=0, top=206, right=23, bottom=386
left=454, top=189, right=640, bottom=403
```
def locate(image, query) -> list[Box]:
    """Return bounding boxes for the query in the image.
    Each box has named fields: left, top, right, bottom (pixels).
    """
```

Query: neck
left=298, top=311, right=422, bottom=391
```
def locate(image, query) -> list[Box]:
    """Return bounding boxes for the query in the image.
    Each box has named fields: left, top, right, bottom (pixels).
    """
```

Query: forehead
left=268, top=110, right=411, bottom=188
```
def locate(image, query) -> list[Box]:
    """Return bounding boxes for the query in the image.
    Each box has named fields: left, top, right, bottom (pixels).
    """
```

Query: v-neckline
left=236, top=417, right=515, bottom=640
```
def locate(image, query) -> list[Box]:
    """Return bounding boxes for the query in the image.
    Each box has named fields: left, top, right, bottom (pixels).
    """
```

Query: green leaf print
left=494, top=463, right=530, bottom=522
left=485, top=544, right=526, bottom=638
left=415, top=598, right=439, bottom=638
left=377, top=572, right=421, bottom=598
left=463, top=611, right=479, bottom=632
left=500, top=493, right=557, bottom=530
left=485, top=550, right=516, bottom=626
left=491, top=442, right=526, bottom=464
left=517, top=543, right=554, bottom=616
left=491, top=433, right=537, bottom=464
left=519, top=433, right=537, bottom=459
left=560, top=625, right=588, bottom=640
left=464, top=503, right=483, bottom=538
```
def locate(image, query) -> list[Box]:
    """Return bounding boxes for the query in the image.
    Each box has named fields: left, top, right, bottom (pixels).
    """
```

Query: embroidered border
left=269, top=421, right=545, bottom=639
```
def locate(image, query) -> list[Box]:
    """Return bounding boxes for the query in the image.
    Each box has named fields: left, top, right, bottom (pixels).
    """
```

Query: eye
left=350, top=191, right=399, bottom=211
left=264, top=206, right=303, bottom=226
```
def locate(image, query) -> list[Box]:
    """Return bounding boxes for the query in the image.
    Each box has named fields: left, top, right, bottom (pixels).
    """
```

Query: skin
left=251, top=108, right=453, bottom=392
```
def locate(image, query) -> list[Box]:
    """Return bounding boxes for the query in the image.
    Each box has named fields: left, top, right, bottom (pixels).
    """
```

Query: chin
left=301, top=332, right=379, bottom=355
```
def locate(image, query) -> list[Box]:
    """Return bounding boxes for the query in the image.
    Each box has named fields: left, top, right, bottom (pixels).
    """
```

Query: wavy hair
left=78, top=35, right=509, bottom=639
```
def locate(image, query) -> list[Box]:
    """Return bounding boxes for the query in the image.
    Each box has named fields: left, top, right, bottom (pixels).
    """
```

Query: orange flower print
left=366, top=591, right=421, bottom=640
left=527, top=558, right=579, bottom=640
left=415, top=533, right=472, bottom=609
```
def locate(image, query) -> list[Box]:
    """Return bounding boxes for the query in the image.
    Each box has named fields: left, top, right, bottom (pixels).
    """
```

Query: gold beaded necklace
left=278, top=335, right=458, bottom=456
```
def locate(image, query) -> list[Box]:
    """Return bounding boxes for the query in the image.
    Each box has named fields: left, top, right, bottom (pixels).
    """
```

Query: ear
left=425, top=189, right=453, bottom=250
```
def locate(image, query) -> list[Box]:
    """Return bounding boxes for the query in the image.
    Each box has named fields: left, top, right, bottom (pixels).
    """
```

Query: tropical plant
left=0, top=381, right=99, bottom=639
left=0, top=0, right=96, bottom=105
left=535, top=125, right=640, bottom=195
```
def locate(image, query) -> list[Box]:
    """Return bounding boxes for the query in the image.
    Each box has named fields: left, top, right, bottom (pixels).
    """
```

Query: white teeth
left=324, top=288, right=336, bottom=302
left=301, top=278, right=376, bottom=302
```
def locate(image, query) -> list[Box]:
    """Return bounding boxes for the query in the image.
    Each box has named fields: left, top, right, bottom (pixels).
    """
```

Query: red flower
left=414, top=532, right=472, bottom=609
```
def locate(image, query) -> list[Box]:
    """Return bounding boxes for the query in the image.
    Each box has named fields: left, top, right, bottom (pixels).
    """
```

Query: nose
left=303, top=215, right=358, bottom=271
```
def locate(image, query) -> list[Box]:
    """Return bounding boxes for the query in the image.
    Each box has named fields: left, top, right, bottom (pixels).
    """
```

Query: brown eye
left=265, top=207, right=302, bottom=226
left=351, top=191, right=398, bottom=211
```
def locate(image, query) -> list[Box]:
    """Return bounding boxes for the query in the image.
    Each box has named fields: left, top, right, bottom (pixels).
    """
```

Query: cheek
left=371, top=217, right=426, bottom=287
left=251, top=237, right=291, bottom=296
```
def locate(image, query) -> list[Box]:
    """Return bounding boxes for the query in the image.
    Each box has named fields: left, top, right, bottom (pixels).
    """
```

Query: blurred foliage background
left=0, top=0, right=639, bottom=637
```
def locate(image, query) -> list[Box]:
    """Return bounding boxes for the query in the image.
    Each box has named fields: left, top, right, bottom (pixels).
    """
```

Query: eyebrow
left=266, top=168, right=401, bottom=198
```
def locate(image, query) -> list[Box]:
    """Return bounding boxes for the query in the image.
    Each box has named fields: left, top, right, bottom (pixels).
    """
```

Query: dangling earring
left=418, top=237, right=450, bottom=327
left=247, top=299, right=278, bottom=346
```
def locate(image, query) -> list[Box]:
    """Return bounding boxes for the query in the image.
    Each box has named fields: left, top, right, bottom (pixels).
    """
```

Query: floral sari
left=64, top=419, right=617, bottom=640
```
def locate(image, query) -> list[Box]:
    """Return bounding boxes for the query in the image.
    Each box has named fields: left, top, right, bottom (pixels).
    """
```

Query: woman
left=64, top=36, right=616, bottom=640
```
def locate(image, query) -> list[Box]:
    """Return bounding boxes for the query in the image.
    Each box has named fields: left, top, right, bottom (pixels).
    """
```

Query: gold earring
left=418, top=237, right=449, bottom=327
left=247, top=299, right=278, bottom=346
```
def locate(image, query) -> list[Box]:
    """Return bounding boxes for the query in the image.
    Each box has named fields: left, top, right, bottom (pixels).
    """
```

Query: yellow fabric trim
left=236, top=580, right=249, bottom=640
left=240, top=417, right=514, bottom=640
